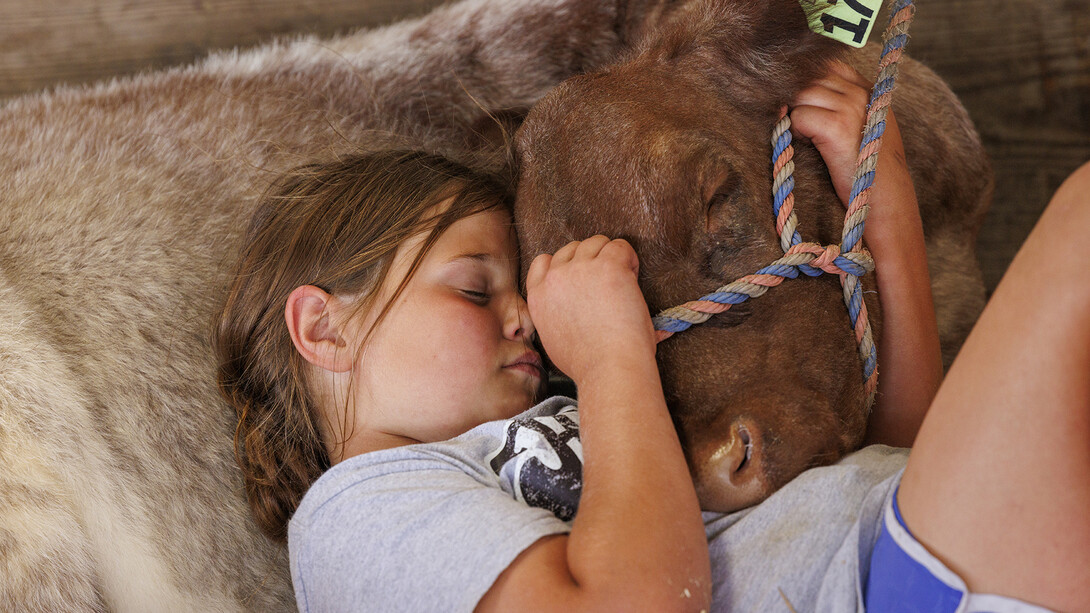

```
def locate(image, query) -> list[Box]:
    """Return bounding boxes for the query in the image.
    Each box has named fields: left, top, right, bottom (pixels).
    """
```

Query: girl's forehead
left=396, top=199, right=515, bottom=258
left=439, top=208, right=518, bottom=256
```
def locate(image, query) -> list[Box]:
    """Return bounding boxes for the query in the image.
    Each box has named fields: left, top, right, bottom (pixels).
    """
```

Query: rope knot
left=788, top=242, right=843, bottom=274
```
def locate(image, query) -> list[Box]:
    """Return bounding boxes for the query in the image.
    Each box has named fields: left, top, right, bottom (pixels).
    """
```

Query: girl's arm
left=477, top=237, right=711, bottom=612
left=789, top=61, right=943, bottom=447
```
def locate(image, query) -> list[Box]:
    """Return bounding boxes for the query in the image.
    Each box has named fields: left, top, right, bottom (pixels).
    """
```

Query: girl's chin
left=496, top=394, right=538, bottom=419
left=499, top=372, right=545, bottom=402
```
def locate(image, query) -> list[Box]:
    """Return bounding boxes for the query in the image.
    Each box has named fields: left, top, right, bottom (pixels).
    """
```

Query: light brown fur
left=0, top=1, right=692, bottom=610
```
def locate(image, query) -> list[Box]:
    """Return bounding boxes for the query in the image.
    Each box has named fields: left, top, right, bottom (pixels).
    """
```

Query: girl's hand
left=790, top=61, right=920, bottom=245
left=789, top=60, right=873, bottom=206
left=525, top=236, right=656, bottom=384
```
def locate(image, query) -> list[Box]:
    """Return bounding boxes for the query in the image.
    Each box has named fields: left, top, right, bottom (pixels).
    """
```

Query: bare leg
left=899, top=161, right=1090, bottom=610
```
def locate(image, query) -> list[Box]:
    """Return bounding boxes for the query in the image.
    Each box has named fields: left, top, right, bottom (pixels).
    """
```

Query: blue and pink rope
left=652, top=0, right=916, bottom=411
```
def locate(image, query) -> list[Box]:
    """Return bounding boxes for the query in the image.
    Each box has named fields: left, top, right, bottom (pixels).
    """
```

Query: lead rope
left=651, top=0, right=916, bottom=411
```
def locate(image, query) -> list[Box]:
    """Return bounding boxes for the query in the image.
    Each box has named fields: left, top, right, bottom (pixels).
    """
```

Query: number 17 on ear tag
left=800, top=0, right=884, bottom=47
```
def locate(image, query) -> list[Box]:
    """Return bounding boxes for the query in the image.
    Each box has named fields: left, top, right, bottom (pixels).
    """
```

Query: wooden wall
left=2, top=0, right=1088, bottom=292
left=905, top=0, right=1090, bottom=292
left=0, top=0, right=443, bottom=95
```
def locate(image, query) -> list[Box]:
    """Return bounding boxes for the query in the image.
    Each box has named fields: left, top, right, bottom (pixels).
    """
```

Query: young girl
left=213, top=70, right=1090, bottom=611
left=213, top=150, right=711, bottom=611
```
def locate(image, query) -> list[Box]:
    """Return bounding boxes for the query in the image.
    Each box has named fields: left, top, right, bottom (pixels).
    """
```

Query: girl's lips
left=505, top=363, right=544, bottom=379
left=505, top=350, right=544, bottom=378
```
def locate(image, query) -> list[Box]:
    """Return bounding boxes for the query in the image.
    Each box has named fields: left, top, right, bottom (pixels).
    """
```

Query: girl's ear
left=285, top=285, right=354, bottom=373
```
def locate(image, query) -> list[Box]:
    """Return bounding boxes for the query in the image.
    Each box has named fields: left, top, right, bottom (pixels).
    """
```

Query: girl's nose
left=504, top=293, right=536, bottom=342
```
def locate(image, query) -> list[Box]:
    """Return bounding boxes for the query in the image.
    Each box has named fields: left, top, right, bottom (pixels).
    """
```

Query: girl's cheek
left=431, top=304, right=493, bottom=352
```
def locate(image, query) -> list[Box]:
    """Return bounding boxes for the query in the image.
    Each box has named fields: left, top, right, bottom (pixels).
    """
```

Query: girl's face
left=343, top=204, right=543, bottom=453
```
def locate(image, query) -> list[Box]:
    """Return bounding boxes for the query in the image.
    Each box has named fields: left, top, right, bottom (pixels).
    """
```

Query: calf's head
left=514, top=0, right=882, bottom=512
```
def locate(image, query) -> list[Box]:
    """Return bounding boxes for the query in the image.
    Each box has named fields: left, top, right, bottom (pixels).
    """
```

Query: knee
left=1034, top=162, right=1090, bottom=237
left=1050, top=161, right=1090, bottom=214
left=1004, top=162, right=1090, bottom=300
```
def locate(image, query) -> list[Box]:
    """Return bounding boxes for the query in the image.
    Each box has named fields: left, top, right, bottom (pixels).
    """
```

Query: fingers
left=787, top=61, right=876, bottom=207
left=529, top=238, right=595, bottom=292
left=599, top=237, right=640, bottom=276
left=793, top=78, right=869, bottom=115
left=789, top=105, right=844, bottom=135
left=791, top=61, right=870, bottom=119
left=790, top=61, right=869, bottom=147
left=526, top=252, right=552, bottom=291
left=549, top=235, right=612, bottom=265
left=527, top=236, right=640, bottom=293
left=545, top=235, right=635, bottom=267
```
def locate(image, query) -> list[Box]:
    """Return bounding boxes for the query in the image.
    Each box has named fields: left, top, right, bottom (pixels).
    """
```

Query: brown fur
left=514, top=0, right=991, bottom=511
left=0, top=1, right=692, bottom=610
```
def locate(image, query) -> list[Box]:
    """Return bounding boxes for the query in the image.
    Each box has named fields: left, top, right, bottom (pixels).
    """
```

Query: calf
left=514, top=0, right=991, bottom=512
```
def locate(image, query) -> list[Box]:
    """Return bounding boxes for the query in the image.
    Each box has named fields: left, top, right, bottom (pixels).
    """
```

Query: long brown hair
left=213, top=150, right=509, bottom=541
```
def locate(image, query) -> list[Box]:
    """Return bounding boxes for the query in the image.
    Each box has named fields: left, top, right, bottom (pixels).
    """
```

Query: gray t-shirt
left=288, top=397, right=907, bottom=612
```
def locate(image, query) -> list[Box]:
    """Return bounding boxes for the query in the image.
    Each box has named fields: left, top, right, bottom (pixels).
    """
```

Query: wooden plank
left=0, top=0, right=444, bottom=98
left=905, top=0, right=1090, bottom=291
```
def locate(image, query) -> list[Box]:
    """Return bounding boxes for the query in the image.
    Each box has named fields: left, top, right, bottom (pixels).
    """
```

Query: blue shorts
left=864, top=487, right=1054, bottom=613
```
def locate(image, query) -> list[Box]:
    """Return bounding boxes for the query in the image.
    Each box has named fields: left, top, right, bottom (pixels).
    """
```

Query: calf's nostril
left=737, top=424, right=753, bottom=469
left=692, top=418, right=768, bottom=513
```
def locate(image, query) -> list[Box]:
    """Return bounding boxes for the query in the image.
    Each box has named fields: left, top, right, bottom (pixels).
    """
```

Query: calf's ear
left=653, top=0, right=848, bottom=114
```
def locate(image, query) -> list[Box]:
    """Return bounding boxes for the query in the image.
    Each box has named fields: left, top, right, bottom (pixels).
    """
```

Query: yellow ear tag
left=801, top=0, right=884, bottom=48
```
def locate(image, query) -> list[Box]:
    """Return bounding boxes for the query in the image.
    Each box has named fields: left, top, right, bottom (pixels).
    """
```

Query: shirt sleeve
left=289, top=453, right=571, bottom=613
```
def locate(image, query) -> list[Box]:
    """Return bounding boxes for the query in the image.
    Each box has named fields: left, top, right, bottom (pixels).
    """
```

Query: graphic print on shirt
left=486, top=405, right=583, bottom=521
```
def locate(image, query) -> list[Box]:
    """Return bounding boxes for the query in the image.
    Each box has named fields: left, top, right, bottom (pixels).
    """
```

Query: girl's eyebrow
left=444, top=253, right=521, bottom=277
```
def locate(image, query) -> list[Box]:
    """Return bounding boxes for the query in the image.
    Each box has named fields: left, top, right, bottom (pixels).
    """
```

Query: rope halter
left=651, top=0, right=916, bottom=412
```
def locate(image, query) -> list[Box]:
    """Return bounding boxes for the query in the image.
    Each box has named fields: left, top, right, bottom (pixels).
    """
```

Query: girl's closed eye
left=445, top=270, right=493, bottom=305
left=461, top=288, right=490, bottom=303
left=445, top=254, right=509, bottom=305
